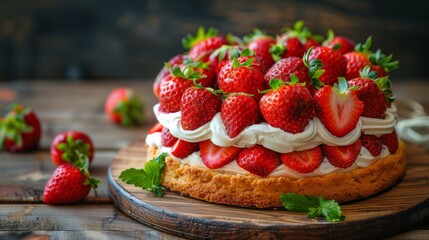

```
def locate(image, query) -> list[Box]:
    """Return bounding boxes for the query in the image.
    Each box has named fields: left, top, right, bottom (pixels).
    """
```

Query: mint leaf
left=119, top=152, right=167, bottom=197
left=280, top=193, right=345, bottom=222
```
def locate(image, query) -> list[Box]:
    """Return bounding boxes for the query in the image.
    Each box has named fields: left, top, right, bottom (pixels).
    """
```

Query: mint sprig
left=119, top=152, right=167, bottom=197
left=280, top=193, right=345, bottom=222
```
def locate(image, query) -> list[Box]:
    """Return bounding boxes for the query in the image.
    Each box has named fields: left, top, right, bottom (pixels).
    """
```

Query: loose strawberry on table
left=259, top=77, right=314, bottom=134
left=0, top=104, right=41, bottom=152
left=105, top=87, right=144, bottom=127
left=313, top=78, right=363, bottom=138
left=43, top=156, right=99, bottom=204
left=50, top=130, right=94, bottom=166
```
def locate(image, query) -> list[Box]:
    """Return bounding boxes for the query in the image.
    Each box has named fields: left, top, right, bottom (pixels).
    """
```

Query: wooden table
left=0, top=80, right=428, bottom=239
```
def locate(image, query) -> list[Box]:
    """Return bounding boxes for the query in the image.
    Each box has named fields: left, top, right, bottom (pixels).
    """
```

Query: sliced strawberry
left=171, top=139, right=199, bottom=159
left=161, top=128, right=178, bottom=147
left=381, top=130, right=399, bottom=154
left=199, top=140, right=241, bottom=169
left=361, top=134, right=382, bottom=157
left=314, top=79, right=364, bottom=137
left=280, top=146, right=323, bottom=173
left=236, top=145, right=279, bottom=177
left=322, top=140, right=361, bottom=169
left=148, top=122, right=164, bottom=134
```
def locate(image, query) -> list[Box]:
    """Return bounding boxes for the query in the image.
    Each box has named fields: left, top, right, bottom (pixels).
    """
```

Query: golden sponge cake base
left=147, top=141, right=406, bottom=208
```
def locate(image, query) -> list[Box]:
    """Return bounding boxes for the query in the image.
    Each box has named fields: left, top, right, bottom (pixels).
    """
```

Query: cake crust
left=147, top=141, right=406, bottom=208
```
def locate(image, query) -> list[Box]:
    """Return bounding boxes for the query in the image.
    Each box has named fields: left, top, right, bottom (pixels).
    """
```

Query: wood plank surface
left=108, top=137, right=429, bottom=240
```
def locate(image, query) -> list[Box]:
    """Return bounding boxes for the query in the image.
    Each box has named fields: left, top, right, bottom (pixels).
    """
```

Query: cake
left=145, top=23, right=404, bottom=208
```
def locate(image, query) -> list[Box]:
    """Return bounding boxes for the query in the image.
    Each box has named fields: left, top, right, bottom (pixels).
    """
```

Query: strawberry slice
left=361, top=134, right=382, bottom=157
left=199, top=140, right=241, bottom=169
left=381, top=130, right=399, bottom=154
left=161, top=128, right=178, bottom=147
left=236, top=145, right=279, bottom=177
left=322, top=140, right=361, bottom=168
left=171, top=139, right=199, bottom=159
left=314, top=79, right=363, bottom=137
left=280, top=146, right=323, bottom=173
left=148, top=122, right=163, bottom=134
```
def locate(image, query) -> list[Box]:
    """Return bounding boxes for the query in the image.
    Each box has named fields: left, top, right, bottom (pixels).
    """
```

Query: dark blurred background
left=0, top=0, right=427, bottom=81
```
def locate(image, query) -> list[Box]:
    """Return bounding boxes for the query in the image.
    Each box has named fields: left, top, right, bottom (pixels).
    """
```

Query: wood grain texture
left=108, top=137, right=429, bottom=240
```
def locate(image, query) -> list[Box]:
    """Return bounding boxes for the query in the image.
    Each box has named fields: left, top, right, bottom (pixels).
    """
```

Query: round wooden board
left=108, top=137, right=429, bottom=239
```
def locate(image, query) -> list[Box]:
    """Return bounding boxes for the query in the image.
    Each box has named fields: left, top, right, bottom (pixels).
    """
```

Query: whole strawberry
left=348, top=66, right=393, bottom=118
left=381, top=130, right=399, bottom=154
left=221, top=93, right=261, bottom=138
left=344, top=37, right=399, bottom=79
left=209, top=45, right=244, bottom=75
left=183, top=27, right=227, bottom=62
left=161, top=127, right=178, bottom=147
left=260, top=77, right=314, bottom=134
left=324, top=30, right=355, bottom=54
left=236, top=145, right=279, bottom=177
left=245, top=29, right=276, bottom=73
left=153, top=54, right=185, bottom=98
left=217, top=56, right=265, bottom=101
left=0, top=104, right=41, bottom=152
left=313, top=78, right=363, bottom=137
left=309, top=46, right=347, bottom=86
left=105, top=87, right=144, bottom=126
left=159, top=63, right=208, bottom=113
left=50, top=131, right=94, bottom=166
left=270, top=37, right=305, bottom=62
left=277, top=21, right=324, bottom=51
left=43, top=157, right=99, bottom=204
left=180, top=86, right=222, bottom=130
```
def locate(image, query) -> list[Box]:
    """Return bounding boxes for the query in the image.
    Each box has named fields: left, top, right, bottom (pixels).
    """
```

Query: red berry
left=309, top=46, right=347, bottom=86
left=148, top=122, right=164, bottom=134
left=322, top=140, right=362, bottom=169
left=199, top=140, right=241, bottom=169
left=361, top=134, right=382, bottom=157
left=348, top=77, right=387, bottom=118
left=280, top=146, right=323, bottom=173
left=248, top=36, right=276, bottom=73
left=153, top=54, right=184, bottom=98
left=161, top=128, right=178, bottom=147
left=171, top=139, right=199, bottom=159
left=221, top=94, right=261, bottom=138
left=105, top=87, right=144, bottom=126
left=264, top=57, right=310, bottom=88
left=236, top=145, right=279, bottom=177
left=326, top=36, right=355, bottom=54
left=50, top=131, right=95, bottom=166
left=381, top=130, right=399, bottom=154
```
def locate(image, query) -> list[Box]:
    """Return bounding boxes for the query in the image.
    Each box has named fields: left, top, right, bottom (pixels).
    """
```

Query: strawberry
left=270, top=37, right=305, bottom=61
left=0, top=104, right=41, bottom=152
left=161, top=127, right=178, bottom=147
left=105, top=87, right=144, bottom=126
left=221, top=94, right=261, bottom=138
left=183, top=27, right=227, bottom=62
left=43, top=157, right=99, bottom=204
left=153, top=54, right=185, bottom=98
left=304, top=38, right=321, bottom=50
left=263, top=48, right=325, bottom=94
left=209, top=45, right=244, bottom=75
left=324, top=30, right=355, bottom=54
left=217, top=56, right=265, bottom=101
left=171, top=139, right=200, bottom=159
left=309, top=46, right=347, bottom=86
left=277, top=21, right=324, bottom=51
left=236, top=145, right=279, bottom=177
left=361, top=134, right=382, bottom=157
left=158, top=63, right=208, bottom=113
left=180, top=86, right=222, bottom=130
left=322, top=140, right=362, bottom=168
left=245, top=29, right=276, bottom=73
left=259, top=78, right=314, bottom=134
left=199, top=140, right=241, bottom=169
left=148, top=122, right=164, bottom=134
left=313, top=78, right=363, bottom=137
left=280, top=146, right=323, bottom=173
left=344, top=37, right=399, bottom=79
left=381, top=130, right=399, bottom=154
left=348, top=66, right=393, bottom=118
left=50, top=131, right=94, bottom=166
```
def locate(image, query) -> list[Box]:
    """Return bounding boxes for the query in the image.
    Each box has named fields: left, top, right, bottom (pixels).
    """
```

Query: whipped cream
left=153, top=103, right=396, bottom=153
left=145, top=132, right=391, bottom=179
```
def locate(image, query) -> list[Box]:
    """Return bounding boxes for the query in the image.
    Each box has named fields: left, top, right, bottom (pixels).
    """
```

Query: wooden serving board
left=108, top=137, right=429, bottom=239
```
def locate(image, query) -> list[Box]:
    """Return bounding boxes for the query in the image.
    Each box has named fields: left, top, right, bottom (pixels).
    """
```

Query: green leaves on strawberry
left=43, top=155, right=99, bottom=204
left=119, top=152, right=167, bottom=197
left=278, top=20, right=324, bottom=50
left=314, top=78, right=363, bottom=137
left=260, top=77, right=314, bottom=134
left=50, top=131, right=94, bottom=166
left=280, top=193, right=345, bottom=222
left=105, top=87, right=144, bottom=127
left=182, top=27, right=219, bottom=50
left=183, top=27, right=227, bottom=62
left=323, top=29, right=355, bottom=54
left=0, top=104, right=41, bottom=152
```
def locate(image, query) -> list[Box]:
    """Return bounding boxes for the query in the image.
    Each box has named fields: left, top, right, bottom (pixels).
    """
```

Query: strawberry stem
left=0, top=104, right=33, bottom=149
